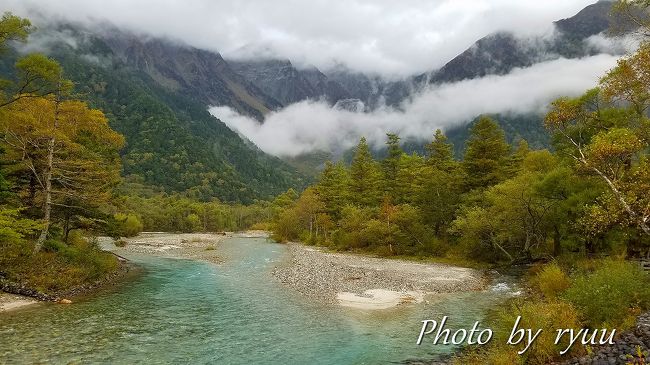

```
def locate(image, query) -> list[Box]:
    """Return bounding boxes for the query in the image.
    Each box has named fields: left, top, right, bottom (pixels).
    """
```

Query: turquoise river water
left=0, top=237, right=510, bottom=364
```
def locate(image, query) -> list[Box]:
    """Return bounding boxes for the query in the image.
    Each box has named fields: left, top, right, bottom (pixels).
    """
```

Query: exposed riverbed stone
left=0, top=280, right=56, bottom=301
left=102, top=232, right=231, bottom=264
left=553, top=312, right=650, bottom=365
left=272, top=243, right=486, bottom=304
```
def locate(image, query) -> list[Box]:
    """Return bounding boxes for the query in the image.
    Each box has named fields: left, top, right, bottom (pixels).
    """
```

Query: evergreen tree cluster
left=271, top=100, right=650, bottom=262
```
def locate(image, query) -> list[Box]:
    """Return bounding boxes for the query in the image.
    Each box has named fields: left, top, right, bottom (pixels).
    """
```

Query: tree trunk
left=35, top=96, right=60, bottom=252
left=492, top=240, right=514, bottom=262
left=553, top=226, right=562, bottom=257
left=35, top=135, right=54, bottom=251
left=591, top=166, right=650, bottom=237
left=64, top=215, right=70, bottom=244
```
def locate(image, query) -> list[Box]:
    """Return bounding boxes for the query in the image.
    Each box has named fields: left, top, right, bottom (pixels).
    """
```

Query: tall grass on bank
left=455, top=259, right=650, bottom=364
left=0, top=232, right=119, bottom=294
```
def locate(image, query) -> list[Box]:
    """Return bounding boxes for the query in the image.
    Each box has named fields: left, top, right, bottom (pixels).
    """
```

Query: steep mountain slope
left=227, top=58, right=417, bottom=110
left=228, top=59, right=351, bottom=105
left=324, top=68, right=413, bottom=109
left=221, top=2, right=623, bottom=117
left=99, top=29, right=283, bottom=121
left=555, top=0, right=618, bottom=40
left=423, top=0, right=619, bottom=85
left=15, top=25, right=305, bottom=203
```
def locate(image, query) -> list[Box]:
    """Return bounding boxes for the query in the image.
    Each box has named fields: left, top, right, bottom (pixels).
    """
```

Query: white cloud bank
left=2, top=0, right=595, bottom=77
left=210, top=54, right=619, bottom=157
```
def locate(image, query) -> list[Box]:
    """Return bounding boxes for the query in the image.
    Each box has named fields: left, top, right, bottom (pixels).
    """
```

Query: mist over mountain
left=421, top=1, right=625, bottom=85
left=212, top=0, right=638, bottom=160
left=1, top=0, right=639, bottom=186
left=224, top=1, right=630, bottom=117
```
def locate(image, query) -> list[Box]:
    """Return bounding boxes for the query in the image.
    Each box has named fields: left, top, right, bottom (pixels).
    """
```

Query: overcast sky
left=3, top=0, right=596, bottom=77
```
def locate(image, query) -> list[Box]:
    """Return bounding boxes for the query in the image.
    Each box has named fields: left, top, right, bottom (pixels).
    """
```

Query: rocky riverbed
left=554, top=312, right=650, bottom=365
left=99, top=232, right=231, bottom=264
left=272, top=244, right=486, bottom=309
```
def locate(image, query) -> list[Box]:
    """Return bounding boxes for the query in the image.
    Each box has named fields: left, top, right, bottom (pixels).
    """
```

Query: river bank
left=272, top=243, right=487, bottom=309
left=99, top=232, right=229, bottom=264
left=0, top=257, right=140, bottom=312
left=100, top=231, right=269, bottom=263
left=0, top=232, right=262, bottom=312
left=0, top=293, right=37, bottom=312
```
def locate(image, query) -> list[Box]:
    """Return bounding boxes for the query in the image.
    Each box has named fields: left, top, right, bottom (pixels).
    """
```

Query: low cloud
left=14, top=28, right=79, bottom=54
left=210, top=54, right=619, bottom=157
left=585, top=33, right=642, bottom=55
left=3, top=0, right=595, bottom=77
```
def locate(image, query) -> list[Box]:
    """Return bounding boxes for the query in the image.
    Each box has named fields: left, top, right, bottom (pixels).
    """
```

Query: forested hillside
left=0, top=13, right=288, bottom=297
left=0, top=25, right=306, bottom=203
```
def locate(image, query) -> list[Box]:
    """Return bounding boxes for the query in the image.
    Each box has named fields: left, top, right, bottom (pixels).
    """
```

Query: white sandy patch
left=233, top=230, right=270, bottom=238
left=337, top=289, right=425, bottom=310
left=0, top=293, right=38, bottom=312
left=273, top=244, right=486, bottom=307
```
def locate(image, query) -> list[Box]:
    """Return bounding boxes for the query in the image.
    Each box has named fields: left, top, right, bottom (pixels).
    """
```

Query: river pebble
left=272, top=243, right=486, bottom=303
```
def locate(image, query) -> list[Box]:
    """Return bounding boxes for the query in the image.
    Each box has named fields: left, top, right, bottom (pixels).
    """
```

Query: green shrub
left=531, top=263, right=571, bottom=299
left=563, top=260, right=650, bottom=328
left=42, top=239, right=68, bottom=253
left=1, top=233, right=119, bottom=294
left=113, top=213, right=143, bottom=237
left=417, top=237, right=449, bottom=257
left=123, top=214, right=143, bottom=237
left=249, top=222, right=270, bottom=231
left=361, top=219, right=391, bottom=249
left=271, top=209, right=301, bottom=242
left=184, top=213, right=202, bottom=232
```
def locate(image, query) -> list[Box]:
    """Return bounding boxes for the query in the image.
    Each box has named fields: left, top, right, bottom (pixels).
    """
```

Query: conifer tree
left=462, top=116, right=510, bottom=190
left=382, top=133, right=403, bottom=201
left=349, top=137, right=381, bottom=206
left=505, top=139, right=530, bottom=177
left=316, top=161, right=349, bottom=217
left=425, top=129, right=456, bottom=171
left=1, top=98, right=124, bottom=250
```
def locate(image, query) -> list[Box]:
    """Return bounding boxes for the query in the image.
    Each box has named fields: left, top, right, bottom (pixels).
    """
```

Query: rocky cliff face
left=101, top=31, right=283, bottom=120
left=228, top=59, right=352, bottom=106
left=555, top=0, right=618, bottom=40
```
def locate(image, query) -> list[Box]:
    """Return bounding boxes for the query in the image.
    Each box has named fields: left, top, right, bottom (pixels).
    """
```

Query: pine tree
left=505, top=139, right=530, bottom=177
left=316, top=161, right=349, bottom=217
left=349, top=137, right=381, bottom=206
left=1, top=98, right=124, bottom=250
left=0, top=13, right=68, bottom=109
left=425, top=129, right=455, bottom=171
left=462, top=116, right=510, bottom=190
left=382, top=133, right=403, bottom=200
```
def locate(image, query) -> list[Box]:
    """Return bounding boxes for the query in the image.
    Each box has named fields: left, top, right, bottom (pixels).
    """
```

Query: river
left=0, top=237, right=512, bottom=364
